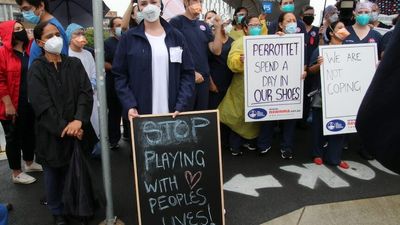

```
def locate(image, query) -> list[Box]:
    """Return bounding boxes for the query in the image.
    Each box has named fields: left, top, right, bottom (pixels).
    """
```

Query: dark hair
left=204, top=10, right=217, bottom=20
left=33, top=20, right=51, bottom=41
left=129, top=5, right=138, bottom=28
left=15, top=0, right=49, bottom=12
left=300, top=5, right=314, bottom=16
left=241, top=15, right=259, bottom=29
left=277, top=12, right=294, bottom=32
left=232, top=7, right=248, bottom=25
left=109, top=17, right=122, bottom=29
left=325, top=21, right=340, bottom=41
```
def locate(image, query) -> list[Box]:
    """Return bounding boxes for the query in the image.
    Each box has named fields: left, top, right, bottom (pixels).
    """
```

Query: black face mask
left=13, top=29, right=29, bottom=45
left=303, top=15, right=314, bottom=25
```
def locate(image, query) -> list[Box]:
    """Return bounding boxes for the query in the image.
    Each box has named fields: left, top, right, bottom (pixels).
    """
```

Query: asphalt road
left=1, top=128, right=400, bottom=225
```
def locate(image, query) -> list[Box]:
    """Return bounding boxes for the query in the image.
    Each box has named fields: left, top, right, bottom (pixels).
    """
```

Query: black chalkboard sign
left=131, top=110, right=225, bottom=225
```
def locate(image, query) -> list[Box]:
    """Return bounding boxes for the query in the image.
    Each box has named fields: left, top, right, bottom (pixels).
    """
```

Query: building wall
left=0, top=2, right=21, bottom=22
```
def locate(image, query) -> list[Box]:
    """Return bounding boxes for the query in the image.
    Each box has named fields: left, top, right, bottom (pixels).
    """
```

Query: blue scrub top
left=343, top=26, right=383, bottom=56
left=169, top=15, right=214, bottom=77
left=305, top=26, right=320, bottom=66
left=29, top=17, right=69, bottom=67
left=308, top=48, right=321, bottom=90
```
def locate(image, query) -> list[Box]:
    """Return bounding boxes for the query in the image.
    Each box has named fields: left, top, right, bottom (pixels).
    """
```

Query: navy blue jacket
left=112, top=18, right=195, bottom=116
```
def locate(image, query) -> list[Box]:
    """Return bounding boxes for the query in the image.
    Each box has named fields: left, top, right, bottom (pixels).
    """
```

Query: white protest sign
left=320, top=43, right=378, bottom=135
left=244, top=34, right=304, bottom=122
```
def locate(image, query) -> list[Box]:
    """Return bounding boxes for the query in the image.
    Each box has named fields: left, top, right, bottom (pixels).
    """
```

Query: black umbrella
left=48, top=0, right=110, bottom=28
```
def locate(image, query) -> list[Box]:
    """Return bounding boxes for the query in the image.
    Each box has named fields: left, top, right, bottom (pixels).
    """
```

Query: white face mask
left=224, top=23, right=233, bottom=34
left=142, top=4, right=161, bottom=23
left=329, top=13, right=339, bottom=23
left=43, top=36, right=63, bottom=54
left=371, top=12, right=379, bottom=22
left=115, top=27, right=122, bottom=37
left=136, top=11, right=144, bottom=24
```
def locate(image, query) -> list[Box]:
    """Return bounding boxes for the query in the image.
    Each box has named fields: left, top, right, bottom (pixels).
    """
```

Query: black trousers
left=106, top=76, right=130, bottom=145
left=1, top=106, right=35, bottom=170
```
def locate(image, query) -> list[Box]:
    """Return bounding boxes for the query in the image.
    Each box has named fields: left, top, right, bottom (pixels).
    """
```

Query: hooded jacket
left=0, top=20, right=31, bottom=120
left=28, top=55, right=94, bottom=167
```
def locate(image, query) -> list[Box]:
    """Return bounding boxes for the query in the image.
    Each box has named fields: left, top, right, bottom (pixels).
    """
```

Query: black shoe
left=242, top=143, right=257, bottom=151
left=281, top=149, right=293, bottom=159
left=110, top=143, right=120, bottom=151
left=259, top=146, right=271, bottom=155
left=54, top=215, right=68, bottom=225
left=358, top=149, right=374, bottom=160
left=230, top=148, right=243, bottom=156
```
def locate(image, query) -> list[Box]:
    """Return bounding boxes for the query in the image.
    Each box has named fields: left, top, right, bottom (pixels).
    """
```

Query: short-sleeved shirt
left=343, top=26, right=383, bottom=56
left=104, top=36, right=119, bottom=64
left=29, top=17, right=68, bottom=67
left=169, top=15, right=214, bottom=77
left=308, top=48, right=321, bottom=90
left=305, top=26, right=320, bottom=66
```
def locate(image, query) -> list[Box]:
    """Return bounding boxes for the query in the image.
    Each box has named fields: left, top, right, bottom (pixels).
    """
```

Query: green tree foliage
left=85, top=28, right=110, bottom=48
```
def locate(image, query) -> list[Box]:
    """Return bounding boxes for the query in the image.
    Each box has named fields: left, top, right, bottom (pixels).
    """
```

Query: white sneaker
left=24, top=162, right=43, bottom=172
left=12, top=172, right=36, bottom=184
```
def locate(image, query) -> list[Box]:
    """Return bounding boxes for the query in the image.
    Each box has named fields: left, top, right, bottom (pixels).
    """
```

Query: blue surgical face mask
left=249, top=26, right=262, bottom=36
left=22, top=10, right=40, bottom=24
left=237, top=15, right=245, bottom=24
left=356, top=14, right=371, bottom=26
left=285, top=22, right=297, bottom=34
left=281, top=4, right=295, bottom=13
left=115, top=27, right=122, bottom=37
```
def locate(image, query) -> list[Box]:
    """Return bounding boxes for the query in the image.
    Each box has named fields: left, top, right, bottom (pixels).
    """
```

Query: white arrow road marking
left=280, top=164, right=349, bottom=189
left=338, top=161, right=375, bottom=180
left=369, top=160, right=399, bottom=176
left=223, top=174, right=282, bottom=197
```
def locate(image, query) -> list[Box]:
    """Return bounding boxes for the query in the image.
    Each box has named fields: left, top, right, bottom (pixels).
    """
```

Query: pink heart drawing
left=184, top=171, right=202, bottom=190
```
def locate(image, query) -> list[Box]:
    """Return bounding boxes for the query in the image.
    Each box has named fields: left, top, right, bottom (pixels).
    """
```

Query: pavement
left=1, top=126, right=400, bottom=225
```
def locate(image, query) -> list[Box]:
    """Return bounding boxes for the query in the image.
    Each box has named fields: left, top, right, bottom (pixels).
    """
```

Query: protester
left=357, top=21, right=400, bottom=174
left=121, top=0, right=142, bottom=31
left=112, top=0, right=195, bottom=119
left=343, top=1, right=382, bottom=160
left=343, top=2, right=382, bottom=53
left=16, top=0, right=68, bottom=66
left=257, top=12, right=307, bottom=159
left=219, top=16, right=262, bottom=156
left=0, top=20, right=42, bottom=185
left=308, top=21, right=350, bottom=169
left=66, top=23, right=99, bottom=141
left=320, top=5, right=340, bottom=44
left=268, top=0, right=306, bottom=34
left=228, top=7, right=248, bottom=40
left=28, top=21, right=95, bottom=225
left=104, top=17, right=129, bottom=149
left=205, top=11, right=235, bottom=149
left=169, top=0, right=223, bottom=111
left=300, top=5, right=319, bottom=125
left=370, top=3, right=392, bottom=29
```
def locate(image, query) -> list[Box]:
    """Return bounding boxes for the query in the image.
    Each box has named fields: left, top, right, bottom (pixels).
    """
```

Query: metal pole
left=92, top=1, right=124, bottom=225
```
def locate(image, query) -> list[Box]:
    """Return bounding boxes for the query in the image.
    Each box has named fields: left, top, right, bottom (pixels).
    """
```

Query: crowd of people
left=0, top=0, right=398, bottom=224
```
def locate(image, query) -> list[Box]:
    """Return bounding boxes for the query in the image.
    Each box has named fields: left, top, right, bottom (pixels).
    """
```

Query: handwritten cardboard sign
left=131, top=110, right=225, bottom=225
left=320, top=43, right=378, bottom=135
left=244, top=34, right=305, bottom=122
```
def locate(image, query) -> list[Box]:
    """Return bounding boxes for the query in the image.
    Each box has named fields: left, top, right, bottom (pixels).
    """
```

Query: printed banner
left=244, top=34, right=304, bottom=122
